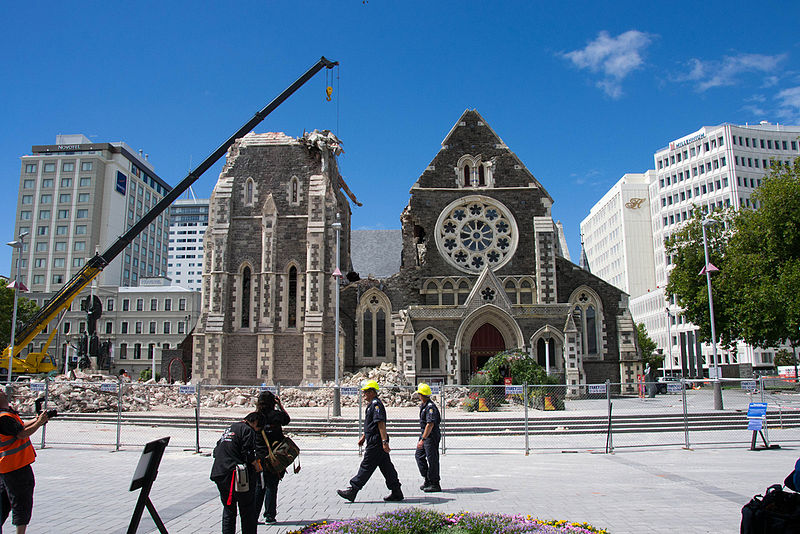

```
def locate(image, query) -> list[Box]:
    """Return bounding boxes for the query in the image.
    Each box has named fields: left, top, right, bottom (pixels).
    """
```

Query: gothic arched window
left=421, top=334, right=440, bottom=370
left=463, top=165, right=471, bottom=186
left=586, top=305, right=597, bottom=354
left=359, top=292, right=391, bottom=360
left=245, top=179, right=254, bottom=206
left=241, top=266, right=251, bottom=328
left=288, top=266, right=298, bottom=328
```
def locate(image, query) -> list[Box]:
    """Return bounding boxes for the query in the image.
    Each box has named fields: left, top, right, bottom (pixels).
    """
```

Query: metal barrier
left=15, top=377, right=799, bottom=453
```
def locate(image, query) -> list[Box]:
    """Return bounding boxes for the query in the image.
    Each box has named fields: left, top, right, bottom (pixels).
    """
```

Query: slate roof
left=350, top=229, right=402, bottom=278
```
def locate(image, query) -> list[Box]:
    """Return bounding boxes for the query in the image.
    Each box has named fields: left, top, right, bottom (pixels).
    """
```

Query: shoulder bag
left=262, top=430, right=301, bottom=474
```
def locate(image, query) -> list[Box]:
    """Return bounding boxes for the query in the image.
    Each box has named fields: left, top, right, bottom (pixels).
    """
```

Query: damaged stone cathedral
left=192, top=110, right=642, bottom=393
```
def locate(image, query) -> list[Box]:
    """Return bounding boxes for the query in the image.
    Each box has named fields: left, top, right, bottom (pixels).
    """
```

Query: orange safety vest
left=0, top=411, right=36, bottom=474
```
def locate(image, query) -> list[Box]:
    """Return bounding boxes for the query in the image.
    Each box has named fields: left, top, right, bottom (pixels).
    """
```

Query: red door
left=470, top=323, right=505, bottom=373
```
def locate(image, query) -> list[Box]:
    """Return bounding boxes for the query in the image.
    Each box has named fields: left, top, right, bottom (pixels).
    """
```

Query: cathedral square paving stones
left=27, top=434, right=799, bottom=534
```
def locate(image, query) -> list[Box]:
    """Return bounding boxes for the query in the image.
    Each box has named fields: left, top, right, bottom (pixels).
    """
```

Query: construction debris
left=10, top=363, right=469, bottom=414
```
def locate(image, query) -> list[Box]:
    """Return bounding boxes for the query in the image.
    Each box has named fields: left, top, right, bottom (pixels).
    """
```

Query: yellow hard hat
left=416, top=383, right=432, bottom=396
left=361, top=380, right=380, bottom=391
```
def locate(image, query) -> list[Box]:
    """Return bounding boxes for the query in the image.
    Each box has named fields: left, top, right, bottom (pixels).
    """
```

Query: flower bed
left=288, top=509, right=608, bottom=534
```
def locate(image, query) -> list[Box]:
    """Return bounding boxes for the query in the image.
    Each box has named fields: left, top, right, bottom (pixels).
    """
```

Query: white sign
left=667, top=383, right=683, bottom=393
left=100, top=383, right=118, bottom=393
left=29, top=382, right=46, bottom=392
left=505, top=385, right=523, bottom=395
left=588, top=384, right=606, bottom=394
left=741, top=381, right=757, bottom=391
left=178, top=385, right=196, bottom=395
left=341, top=387, right=359, bottom=396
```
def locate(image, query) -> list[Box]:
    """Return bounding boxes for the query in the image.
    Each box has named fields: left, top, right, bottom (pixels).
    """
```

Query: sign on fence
left=340, top=387, right=359, bottom=396
left=667, top=383, right=683, bottom=393
left=588, top=384, right=606, bottom=395
left=747, top=402, right=767, bottom=418
left=29, top=382, right=45, bottom=392
left=505, top=385, right=523, bottom=395
left=178, top=385, right=196, bottom=395
left=259, top=385, right=278, bottom=393
left=100, top=383, right=118, bottom=393
left=741, top=381, right=757, bottom=391
left=747, top=402, right=768, bottom=432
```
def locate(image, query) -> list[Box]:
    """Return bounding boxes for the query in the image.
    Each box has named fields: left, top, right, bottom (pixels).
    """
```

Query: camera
left=46, top=409, right=58, bottom=419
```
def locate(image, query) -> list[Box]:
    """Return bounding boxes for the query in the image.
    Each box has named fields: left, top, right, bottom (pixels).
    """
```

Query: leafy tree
left=0, top=276, right=40, bottom=349
left=722, top=158, right=800, bottom=350
left=636, top=323, right=662, bottom=370
left=774, top=349, right=795, bottom=367
left=665, top=157, right=800, bottom=353
left=665, top=208, right=739, bottom=349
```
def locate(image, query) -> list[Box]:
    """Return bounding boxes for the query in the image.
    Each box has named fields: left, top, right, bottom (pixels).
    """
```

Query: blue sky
left=3, top=1, right=800, bottom=275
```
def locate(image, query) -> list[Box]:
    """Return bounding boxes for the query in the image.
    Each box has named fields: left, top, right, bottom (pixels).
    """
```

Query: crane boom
left=6, top=56, right=338, bottom=362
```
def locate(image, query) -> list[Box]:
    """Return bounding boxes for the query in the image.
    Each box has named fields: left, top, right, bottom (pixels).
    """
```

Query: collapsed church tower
left=192, top=131, right=352, bottom=385
left=193, top=111, right=641, bottom=393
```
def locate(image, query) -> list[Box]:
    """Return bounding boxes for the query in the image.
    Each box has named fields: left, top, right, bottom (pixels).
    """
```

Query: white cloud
left=678, top=53, right=786, bottom=91
left=776, top=86, right=800, bottom=121
left=562, top=30, right=654, bottom=98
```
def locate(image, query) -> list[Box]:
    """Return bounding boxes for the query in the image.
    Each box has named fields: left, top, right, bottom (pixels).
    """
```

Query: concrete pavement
left=23, top=433, right=800, bottom=534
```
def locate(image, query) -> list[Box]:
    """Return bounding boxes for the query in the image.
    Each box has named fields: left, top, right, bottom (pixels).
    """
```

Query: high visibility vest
left=0, top=411, right=36, bottom=474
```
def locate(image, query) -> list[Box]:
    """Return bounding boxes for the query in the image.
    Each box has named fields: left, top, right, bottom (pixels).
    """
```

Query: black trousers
left=215, top=475, right=257, bottom=534
left=415, top=436, right=440, bottom=483
left=254, top=470, right=281, bottom=519
left=349, top=444, right=401, bottom=491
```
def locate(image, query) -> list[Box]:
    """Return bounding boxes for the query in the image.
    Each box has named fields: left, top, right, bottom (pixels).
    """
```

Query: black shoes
left=263, top=516, right=276, bottom=523
left=383, top=488, right=404, bottom=502
left=337, top=486, right=358, bottom=502
left=422, top=482, right=442, bottom=493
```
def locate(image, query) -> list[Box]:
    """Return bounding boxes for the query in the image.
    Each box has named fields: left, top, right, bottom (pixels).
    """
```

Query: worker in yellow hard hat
left=415, top=383, right=442, bottom=492
left=337, top=379, right=403, bottom=503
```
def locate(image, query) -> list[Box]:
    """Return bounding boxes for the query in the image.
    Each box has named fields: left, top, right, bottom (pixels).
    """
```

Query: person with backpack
left=254, top=391, right=290, bottom=524
left=210, top=412, right=264, bottom=534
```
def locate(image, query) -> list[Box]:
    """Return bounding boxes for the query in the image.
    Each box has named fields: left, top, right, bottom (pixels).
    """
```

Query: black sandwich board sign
left=127, top=436, right=170, bottom=533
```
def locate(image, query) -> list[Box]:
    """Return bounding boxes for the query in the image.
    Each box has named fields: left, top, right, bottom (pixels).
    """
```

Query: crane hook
left=326, top=86, right=333, bottom=101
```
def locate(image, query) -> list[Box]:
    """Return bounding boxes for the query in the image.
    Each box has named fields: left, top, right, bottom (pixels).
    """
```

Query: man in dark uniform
left=336, top=380, right=403, bottom=502
left=415, top=383, right=442, bottom=492
left=210, top=411, right=265, bottom=534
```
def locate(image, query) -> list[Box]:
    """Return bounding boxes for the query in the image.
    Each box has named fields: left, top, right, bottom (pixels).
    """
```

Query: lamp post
left=665, top=307, right=673, bottom=378
left=331, top=214, right=342, bottom=417
left=6, top=232, right=28, bottom=385
left=700, top=218, right=723, bottom=410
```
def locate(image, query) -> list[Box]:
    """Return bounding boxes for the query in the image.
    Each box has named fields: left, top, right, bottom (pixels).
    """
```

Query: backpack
left=741, top=484, right=800, bottom=534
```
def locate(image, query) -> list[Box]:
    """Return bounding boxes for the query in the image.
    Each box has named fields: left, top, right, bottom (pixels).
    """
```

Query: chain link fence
left=11, top=376, right=800, bottom=453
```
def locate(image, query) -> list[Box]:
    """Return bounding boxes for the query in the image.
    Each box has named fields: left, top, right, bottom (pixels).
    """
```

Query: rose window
left=435, top=195, right=518, bottom=274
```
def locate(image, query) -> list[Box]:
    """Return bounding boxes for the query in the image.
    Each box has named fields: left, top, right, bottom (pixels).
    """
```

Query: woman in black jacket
left=254, top=391, right=291, bottom=523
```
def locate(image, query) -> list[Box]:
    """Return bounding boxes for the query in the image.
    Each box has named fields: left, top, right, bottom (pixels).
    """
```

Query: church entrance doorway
left=470, top=323, right=505, bottom=374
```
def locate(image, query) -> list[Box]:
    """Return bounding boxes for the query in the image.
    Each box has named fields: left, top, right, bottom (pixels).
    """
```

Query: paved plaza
left=22, top=431, right=800, bottom=534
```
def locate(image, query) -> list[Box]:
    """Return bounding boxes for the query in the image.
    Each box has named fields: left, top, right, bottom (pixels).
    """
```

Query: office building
left=580, top=171, right=656, bottom=299
left=167, top=198, right=209, bottom=291
left=12, top=134, right=172, bottom=291
left=629, top=121, right=800, bottom=375
left=23, top=279, right=200, bottom=378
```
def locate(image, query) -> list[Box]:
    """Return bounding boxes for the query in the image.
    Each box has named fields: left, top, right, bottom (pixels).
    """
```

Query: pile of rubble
left=10, top=363, right=470, bottom=414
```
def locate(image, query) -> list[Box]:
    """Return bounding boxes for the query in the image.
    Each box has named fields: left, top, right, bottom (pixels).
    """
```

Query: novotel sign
left=670, top=132, right=705, bottom=151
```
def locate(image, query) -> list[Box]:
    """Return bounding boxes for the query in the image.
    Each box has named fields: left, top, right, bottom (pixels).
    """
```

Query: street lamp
left=700, top=218, right=723, bottom=410
left=665, top=307, right=673, bottom=378
left=331, top=214, right=342, bottom=417
left=6, top=231, right=29, bottom=385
